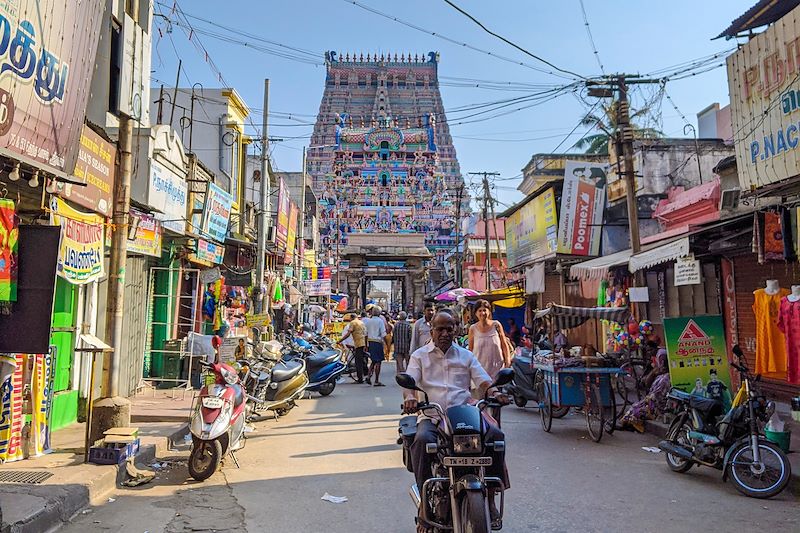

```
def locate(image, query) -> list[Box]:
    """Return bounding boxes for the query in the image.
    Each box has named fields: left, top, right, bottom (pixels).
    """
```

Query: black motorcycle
left=505, top=348, right=569, bottom=418
left=658, top=345, right=791, bottom=498
left=396, top=368, right=514, bottom=533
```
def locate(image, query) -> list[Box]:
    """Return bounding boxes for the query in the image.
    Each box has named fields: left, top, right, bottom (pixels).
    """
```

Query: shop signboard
left=49, top=197, right=105, bottom=284
left=0, top=0, right=105, bottom=177
left=727, top=4, right=800, bottom=191
left=674, top=255, right=701, bottom=286
left=285, top=201, right=298, bottom=263
left=556, top=160, right=607, bottom=256
left=127, top=209, right=162, bottom=257
left=303, top=279, right=332, bottom=296
left=505, top=187, right=558, bottom=268
left=219, top=335, right=247, bottom=363
left=53, top=125, right=115, bottom=216
left=245, top=313, right=271, bottom=327
left=201, top=183, right=233, bottom=243
left=664, top=315, right=733, bottom=397
left=149, top=160, right=187, bottom=235
left=189, top=238, right=225, bottom=266
left=275, top=178, right=290, bottom=251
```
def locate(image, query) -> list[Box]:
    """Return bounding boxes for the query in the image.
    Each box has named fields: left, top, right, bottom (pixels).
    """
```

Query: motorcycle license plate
left=442, top=456, right=492, bottom=467
left=201, top=397, right=225, bottom=409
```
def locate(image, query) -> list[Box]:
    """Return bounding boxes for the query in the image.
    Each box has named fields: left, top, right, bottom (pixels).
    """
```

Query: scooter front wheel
left=319, top=378, right=336, bottom=396
left=188, top=439, right=222, bottom=481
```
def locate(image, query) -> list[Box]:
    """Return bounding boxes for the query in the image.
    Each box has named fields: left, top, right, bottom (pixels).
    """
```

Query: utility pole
left=297, top=146, right=307, bottom=321
left=453, top=182, right=464, bottom=287
left=469, top=171, right=500, bottom=291
left=255, top=79, right=270, bottom=314
left=616, top=76, right=641, bottom=255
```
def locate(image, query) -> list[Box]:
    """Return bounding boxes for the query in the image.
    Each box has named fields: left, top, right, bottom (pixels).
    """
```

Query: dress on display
left=777, top=297, right=800, bottom=384
left=752, top=288, right=790, bottom=380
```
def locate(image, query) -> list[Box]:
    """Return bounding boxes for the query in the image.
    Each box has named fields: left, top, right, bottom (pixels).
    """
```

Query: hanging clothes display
left=30, top=353, right=53, bottom=455
left=777, top=296, right=800, bottom=385
left=763, top=211, right=784, bottom=261
left=0, top=198, right=18, bottom=305
left=0, top=354, right=24, bottom=462
left=752, top=288, right=790, bottom=379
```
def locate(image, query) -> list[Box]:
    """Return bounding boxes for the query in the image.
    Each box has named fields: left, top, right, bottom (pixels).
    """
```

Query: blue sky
left=152, top=0, right=754, bottom=208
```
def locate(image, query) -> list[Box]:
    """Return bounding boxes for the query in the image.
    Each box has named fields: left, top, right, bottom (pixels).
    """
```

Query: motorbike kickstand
left=230, top=451, right=241, bottom=469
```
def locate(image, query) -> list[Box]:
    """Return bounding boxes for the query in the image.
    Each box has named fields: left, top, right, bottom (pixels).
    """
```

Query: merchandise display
left=777, top=285, right=800, bottom=384
left=752, top=281, right=790, bottom=380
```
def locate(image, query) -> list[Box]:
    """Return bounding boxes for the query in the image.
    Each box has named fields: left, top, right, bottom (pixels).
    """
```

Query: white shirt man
left=364, top=314, right=387, bottom=342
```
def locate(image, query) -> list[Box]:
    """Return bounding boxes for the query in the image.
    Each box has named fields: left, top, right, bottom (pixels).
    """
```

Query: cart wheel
left=586, top=384, right=604, bottom=443
left=604, top=384, right=617, bottom=435
left=538, top=379, right=553, bottom=432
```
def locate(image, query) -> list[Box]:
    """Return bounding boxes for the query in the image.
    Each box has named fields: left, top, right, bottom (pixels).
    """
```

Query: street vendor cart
left=531, top=305, right=628, bottom=442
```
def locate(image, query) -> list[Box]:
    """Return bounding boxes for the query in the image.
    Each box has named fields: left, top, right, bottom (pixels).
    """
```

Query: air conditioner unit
left=719, top=188, right=741, bottom=210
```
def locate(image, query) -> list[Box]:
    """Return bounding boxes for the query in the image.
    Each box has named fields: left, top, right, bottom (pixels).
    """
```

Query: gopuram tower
left=306, top=51, right=465, bottom=311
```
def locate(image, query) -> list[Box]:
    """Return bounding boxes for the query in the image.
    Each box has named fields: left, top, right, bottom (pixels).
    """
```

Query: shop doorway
left=144, top=266, right=202, bottom=389
left=49, top=277, right=78, bottom=429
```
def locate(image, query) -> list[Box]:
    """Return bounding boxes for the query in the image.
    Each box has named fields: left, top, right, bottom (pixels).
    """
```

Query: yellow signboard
left=245, top=313, right=271, bottom=327
left=505, top=187, right=558, bottom=268
left=50, top=197, right=105, bottom=284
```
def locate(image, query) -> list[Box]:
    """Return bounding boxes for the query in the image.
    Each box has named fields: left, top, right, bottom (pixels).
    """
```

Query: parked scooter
left=284, top=334, right=347, bottom=396
left=658, top=345, right=791, bottom=498
left=243, top=337, right=309, bottom=417
left=505, top=347, right=569, bottom=418
left=188, top=359, right=249, bottom=481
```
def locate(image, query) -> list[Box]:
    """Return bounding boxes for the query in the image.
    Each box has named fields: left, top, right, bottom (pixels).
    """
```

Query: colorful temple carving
left=307, top=51, right=465, bottom=280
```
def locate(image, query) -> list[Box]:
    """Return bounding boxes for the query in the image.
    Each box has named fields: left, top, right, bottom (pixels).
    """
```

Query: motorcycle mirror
left=732, top=345, right=744, bottom=359
left=491, top=368, right=514, bottom=388
left=395, top=373, right=422, bottom=392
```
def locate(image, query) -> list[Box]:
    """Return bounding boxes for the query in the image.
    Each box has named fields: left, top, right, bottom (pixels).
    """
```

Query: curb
left=0, top=422, right=190, bottom=533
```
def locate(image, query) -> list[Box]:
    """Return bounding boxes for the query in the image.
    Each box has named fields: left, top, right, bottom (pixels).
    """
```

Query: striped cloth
left=537, top=305, right=630, bottom=331
left=392, top=320, right=412, bottom=355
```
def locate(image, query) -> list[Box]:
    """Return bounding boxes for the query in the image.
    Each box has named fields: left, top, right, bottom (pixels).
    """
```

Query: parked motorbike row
left=187, top=329, right=347, bottom=481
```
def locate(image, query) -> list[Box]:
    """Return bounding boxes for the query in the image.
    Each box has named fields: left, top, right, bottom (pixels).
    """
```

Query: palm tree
left=573, top=101, right=662, bottom=155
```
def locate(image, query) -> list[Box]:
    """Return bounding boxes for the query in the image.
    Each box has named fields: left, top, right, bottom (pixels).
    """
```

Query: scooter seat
left=306, top=351, right=339, bottom=370
left=689, top=395, right=723, bottom=416
left=272, top=360, right=304, bottom=382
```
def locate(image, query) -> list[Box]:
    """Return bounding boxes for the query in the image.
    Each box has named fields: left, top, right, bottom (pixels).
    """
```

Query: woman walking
left=468, top=299, right=511, bottom=381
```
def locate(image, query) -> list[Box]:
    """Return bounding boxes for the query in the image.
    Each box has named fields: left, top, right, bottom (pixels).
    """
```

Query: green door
left=50, top=277, right=79, bottom=429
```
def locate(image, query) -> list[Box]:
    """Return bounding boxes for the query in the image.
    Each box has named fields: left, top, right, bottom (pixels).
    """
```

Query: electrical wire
left=578, top=0, right=605, bottom=75
left=442, top=0, right=587, bottom=80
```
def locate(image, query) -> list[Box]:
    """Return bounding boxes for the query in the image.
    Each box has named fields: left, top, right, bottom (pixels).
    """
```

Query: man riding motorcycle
left=403, top=311, right=510, bottom=530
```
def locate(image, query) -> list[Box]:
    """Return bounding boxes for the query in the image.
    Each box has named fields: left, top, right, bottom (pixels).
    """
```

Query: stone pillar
left=411, top=273, right=426, bottom=315
left=346, top=273, right=362, bottom=310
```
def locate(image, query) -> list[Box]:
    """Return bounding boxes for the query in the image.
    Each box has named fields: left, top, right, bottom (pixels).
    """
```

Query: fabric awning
left=568, top=249, right=633, bottom=280
left=628, top=237, right=690, bottom=272
left=534, top=304, right=631, bottom=330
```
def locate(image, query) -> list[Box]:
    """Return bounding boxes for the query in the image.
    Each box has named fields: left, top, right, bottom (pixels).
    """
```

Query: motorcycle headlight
left=221, top=367, right=239, bottom=385
left=452, top=434, right=482, bottom=454
left=764, top=400, right=776, bottom=420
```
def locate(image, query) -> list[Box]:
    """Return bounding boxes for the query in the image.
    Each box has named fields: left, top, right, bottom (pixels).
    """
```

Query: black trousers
left=353, top=346, right=368, bottom=381
left=410, top=418, right=509, bottom=492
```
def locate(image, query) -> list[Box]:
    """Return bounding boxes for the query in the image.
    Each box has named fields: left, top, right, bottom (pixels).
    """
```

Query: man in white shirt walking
left=364, top=305, right=388, bottom=386
left=409, top=302, right=435, bottom=354
left=402, top=311, right=509, bottom=529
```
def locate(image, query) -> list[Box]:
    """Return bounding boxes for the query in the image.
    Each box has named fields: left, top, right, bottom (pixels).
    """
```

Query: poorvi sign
left=727, top=5, right=800, bottom=190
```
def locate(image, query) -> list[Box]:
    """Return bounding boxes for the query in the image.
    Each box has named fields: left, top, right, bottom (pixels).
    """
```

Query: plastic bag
left=766, top=412, right=785, bottom=432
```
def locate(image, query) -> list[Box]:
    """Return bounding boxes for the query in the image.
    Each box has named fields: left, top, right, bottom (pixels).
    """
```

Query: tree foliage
left=573, top=101, right=663, bottom=155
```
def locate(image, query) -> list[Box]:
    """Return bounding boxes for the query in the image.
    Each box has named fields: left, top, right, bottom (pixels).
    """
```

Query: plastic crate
left=88, top=438, right=140, bottom=465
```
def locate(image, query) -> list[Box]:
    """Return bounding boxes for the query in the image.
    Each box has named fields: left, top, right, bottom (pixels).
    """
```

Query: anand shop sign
left=0, top=1, right=105, bottom=176
left=727, top=5, right=800, bottom=190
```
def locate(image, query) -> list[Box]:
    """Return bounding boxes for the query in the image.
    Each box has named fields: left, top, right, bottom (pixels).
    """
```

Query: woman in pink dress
left=468, top=299, right=511, bottom=381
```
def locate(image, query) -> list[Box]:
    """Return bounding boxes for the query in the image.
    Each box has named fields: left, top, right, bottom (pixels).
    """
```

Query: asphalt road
left=64, top=362, right=798, bottom=533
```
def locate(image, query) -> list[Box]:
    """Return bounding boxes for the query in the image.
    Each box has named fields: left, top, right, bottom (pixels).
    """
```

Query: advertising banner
left=201, top=183, right=233, bottom=243
left=127, top=209, right=162, bottom=257
left=664, top=315, right=733, bottom=396
left=0, top=354, right=24, bottom=462
left=505, top=187, right=558, bottom=268
left=53, top=126, right=115, bottom=216
left=149, top=160, right=187, bottom=235
left=276, top=178, right=290, bottom=251
left=727, top=5, right=800, bottom=190
left=285, top=201, right=298, bottom=263
left=50, top=197, right=105, bottom=284
left=30, top=352, right=53, bottom=456
left=303, top=279, right=332, bottom=296
left=219, top=336, right=247, bottom=363
left=0, top=0, right=105, bottom=176
left=189, top=238, right=225, bottom=266
left=557, top=160, right=607, bottom=256
left=0, top=199, right=18, bottom=302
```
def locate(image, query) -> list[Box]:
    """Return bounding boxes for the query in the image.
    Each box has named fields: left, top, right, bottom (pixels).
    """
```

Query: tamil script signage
left=727, top=4, right=800, bottom=190
left=127, top=209, right=162, bottom=257
left=674, top=255, right=701, bottom=286
left=149, top=160, right=187, bottom=235
left=664, top=315, right=732, bottom=397
left=505, top=187, right=558, bottom=269
left=49, top=197, right=105, bottom=284
left=0, top=1, right=105, bottom=176
left=557, top=160, right=607, bottom=256
left=285, top=201, right=298, bottom=264
left=303, top=279, right=332, bottom=296
left=189, top=238, right=225, bottom=266
left=201, top=182, right=232, bottom=243
left=53, top=125, right=115, bottom=216
left=275, top=178, right=290, bottom=251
